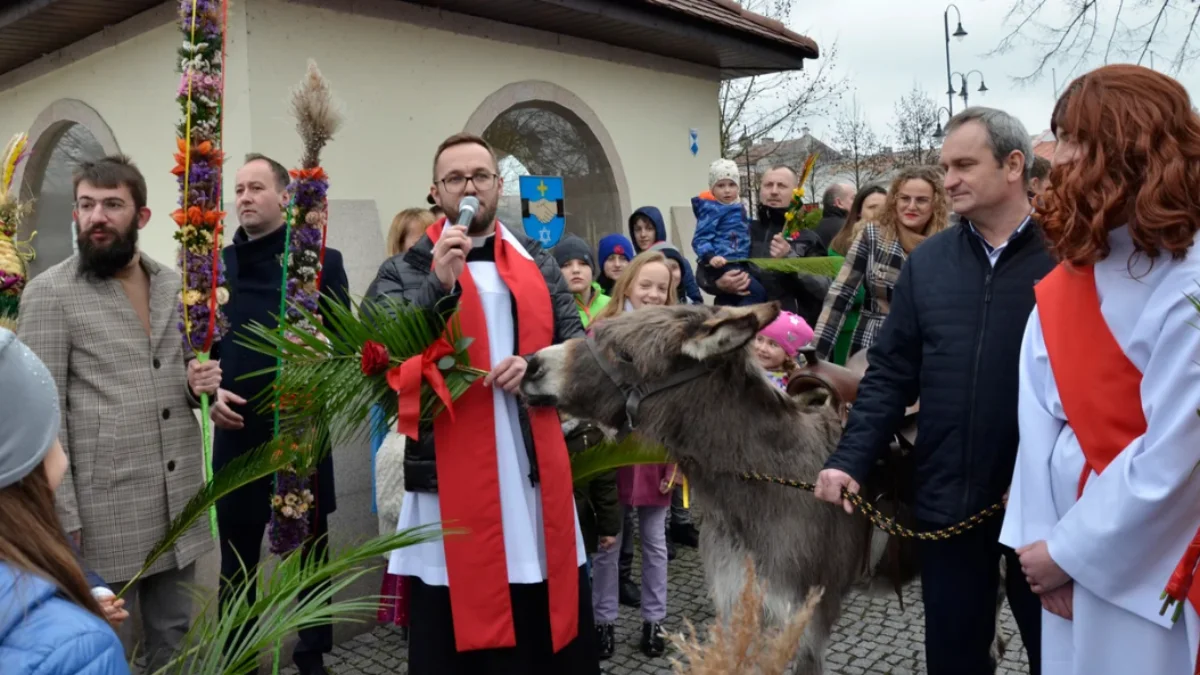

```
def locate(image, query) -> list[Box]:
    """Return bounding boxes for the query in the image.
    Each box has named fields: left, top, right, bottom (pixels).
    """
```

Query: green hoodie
left=575, top=282, right=611, bottom=328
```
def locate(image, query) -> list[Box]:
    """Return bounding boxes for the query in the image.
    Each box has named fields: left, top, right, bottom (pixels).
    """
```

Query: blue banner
left=519, top=175, right=565, bottom=247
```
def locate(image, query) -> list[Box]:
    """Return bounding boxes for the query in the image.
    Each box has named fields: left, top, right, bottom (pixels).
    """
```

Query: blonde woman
left=386, top=208, right=436, bottom=258
left=812, top=166, right=950, bottom=360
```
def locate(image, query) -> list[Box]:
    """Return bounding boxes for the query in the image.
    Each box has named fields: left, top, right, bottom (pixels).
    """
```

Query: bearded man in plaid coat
left=18, top=155, right=221, bottom=672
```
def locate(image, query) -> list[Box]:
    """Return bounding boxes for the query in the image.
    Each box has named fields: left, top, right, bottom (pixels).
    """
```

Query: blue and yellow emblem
left=519, top=175, right=565, bottom=247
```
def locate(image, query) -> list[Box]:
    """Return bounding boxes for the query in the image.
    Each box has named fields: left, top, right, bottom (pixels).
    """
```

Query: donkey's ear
left=682, top=302, right=781, bottom=360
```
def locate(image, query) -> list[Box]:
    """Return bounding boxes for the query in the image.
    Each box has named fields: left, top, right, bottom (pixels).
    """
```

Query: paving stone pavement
left=290, top=542, right=1031, bottom=674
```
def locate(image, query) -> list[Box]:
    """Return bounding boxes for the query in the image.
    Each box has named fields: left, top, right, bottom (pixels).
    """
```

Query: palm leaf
left=234, top=294, right=483, bottom=447
left=571, top=435, right=671, bottom=486
left=153, top=525, right=449, bottom=675
left=732, top=256, right=844, bottom=279
left=117, top=434, right=323, bottom=599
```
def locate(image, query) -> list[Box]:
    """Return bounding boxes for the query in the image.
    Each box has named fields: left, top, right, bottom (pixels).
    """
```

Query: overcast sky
left=786, top=0, right=1200, bottom=145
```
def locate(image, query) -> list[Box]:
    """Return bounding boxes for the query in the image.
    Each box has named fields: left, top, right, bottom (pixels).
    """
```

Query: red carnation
left=360, top=340, right=390, bottom=376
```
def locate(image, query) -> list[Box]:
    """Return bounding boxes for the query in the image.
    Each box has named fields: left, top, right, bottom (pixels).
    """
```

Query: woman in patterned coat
left=811, top=166, right=950, bottom=360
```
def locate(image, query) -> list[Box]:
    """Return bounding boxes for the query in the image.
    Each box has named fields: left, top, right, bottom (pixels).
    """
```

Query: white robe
left=388, top=224, right=587, bottom=586
left=1000, top=226, right=1200, bottom=674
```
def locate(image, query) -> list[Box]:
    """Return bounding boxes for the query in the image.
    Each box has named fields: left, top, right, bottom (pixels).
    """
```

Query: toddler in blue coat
left=691, top=158, right=767, bottom=306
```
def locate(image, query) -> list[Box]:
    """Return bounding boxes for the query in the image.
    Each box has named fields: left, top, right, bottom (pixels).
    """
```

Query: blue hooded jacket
left=690, top=195, right=749, bottom=262
left=0, top=563, right=129, bottom=675
left=649, top=242, right=704, bottom=305
left=629, top=206, right=703, bottom=304
left=628, top=206, right=668, bottom=252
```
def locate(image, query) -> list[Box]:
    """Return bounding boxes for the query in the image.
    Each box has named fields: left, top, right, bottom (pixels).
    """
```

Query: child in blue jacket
left=691, top=159, right=767, bottom=306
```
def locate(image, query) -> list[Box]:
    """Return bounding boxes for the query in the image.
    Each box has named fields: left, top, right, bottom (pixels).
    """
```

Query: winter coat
left=213, top=225, right=350, bottom=516
left=648, top=241, right=705, bottom=305
left=814, top=206, right=848, bottom=250
left=564, top=422, right=620, bottom=555
left=575, top=283, right=612, bottom=326
left=0, top=563, right=129, bottom=675
left=695, top=204, right=830, bottom=326
left=691, top=194, right=750, bottom=262
left=365, top=225, right=585, bottom=493
left=825, top=218, right=1055, bottom=524
left=617, top=464, right=676, bottom=507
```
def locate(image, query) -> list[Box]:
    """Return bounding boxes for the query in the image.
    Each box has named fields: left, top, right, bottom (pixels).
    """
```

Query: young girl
left=0, top=330, right=129, bottom=674
left=754, top=310, right=813, bottom=390
left=812, top=166, right=950, bottom=361
left=589, top=252, right=678, bottom=659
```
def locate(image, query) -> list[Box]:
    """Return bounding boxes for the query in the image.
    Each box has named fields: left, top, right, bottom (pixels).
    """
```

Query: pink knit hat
left=758, top=310, right=813, bottom=357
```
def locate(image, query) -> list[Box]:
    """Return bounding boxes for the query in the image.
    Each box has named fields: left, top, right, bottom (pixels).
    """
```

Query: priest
left=1000, top=64, right=1200, bottom=674
left=366, top=133, right=595, bottom=673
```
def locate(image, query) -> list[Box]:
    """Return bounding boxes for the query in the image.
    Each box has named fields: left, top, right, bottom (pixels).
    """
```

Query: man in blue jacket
left=210, top=154, right=350, bottom=675
left=815, top=108, right=1052, bottom=675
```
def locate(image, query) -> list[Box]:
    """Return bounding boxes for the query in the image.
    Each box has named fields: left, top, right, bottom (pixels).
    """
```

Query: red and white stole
left=1037, top=263, right=1200, bottom=651
left=424, top=219, right=579, bottom=653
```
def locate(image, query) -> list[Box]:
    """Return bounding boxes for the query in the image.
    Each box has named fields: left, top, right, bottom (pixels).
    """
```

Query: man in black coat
left=813, top=182, right=853, bottom=249
left=815, top=108, right=1052, bottom=675
left=695, top=165, right=829, bottom=326
left=210, top=154, right=349, bottom=675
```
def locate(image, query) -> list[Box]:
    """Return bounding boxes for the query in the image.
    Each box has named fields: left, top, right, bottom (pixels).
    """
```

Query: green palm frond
left=571, top=435, right=671, bottom=486
left=733, top=256, right=845, bottom=279
left=118, top=436, right=313, bottom=599
left=153, top=525, right=449, bottom=675
left=234, top=294, right=484, bottom=446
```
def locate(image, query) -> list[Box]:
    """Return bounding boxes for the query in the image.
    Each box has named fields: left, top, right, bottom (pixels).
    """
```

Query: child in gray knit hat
left=0, top=328, right=130, bottom=673
left=691, top=158, right=767, bottom=306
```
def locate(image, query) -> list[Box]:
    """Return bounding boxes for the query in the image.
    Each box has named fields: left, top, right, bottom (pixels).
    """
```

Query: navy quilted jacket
left=825, top=221, right=1055, bottom=525
left=0, top=563, right=129, bottom=675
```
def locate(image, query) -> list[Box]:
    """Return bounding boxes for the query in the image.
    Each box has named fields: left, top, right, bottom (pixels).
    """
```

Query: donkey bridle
left=584, top=336, right=710, bottom=439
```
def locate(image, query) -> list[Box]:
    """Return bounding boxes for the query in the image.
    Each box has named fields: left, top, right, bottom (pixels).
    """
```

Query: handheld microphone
left=455, top=196, right=479, bottom=229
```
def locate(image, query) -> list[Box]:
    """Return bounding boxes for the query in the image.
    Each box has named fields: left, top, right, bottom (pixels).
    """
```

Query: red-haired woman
left=1000, top=64, right=1200, bottom=674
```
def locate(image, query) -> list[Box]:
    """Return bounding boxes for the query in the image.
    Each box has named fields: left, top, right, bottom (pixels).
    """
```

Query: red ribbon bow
left=387, top=337, right=456, bottom=439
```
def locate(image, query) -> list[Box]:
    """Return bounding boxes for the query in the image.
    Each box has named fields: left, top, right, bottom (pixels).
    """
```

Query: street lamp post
left=953, top=69, right=989, bottom=108
left=932, top=106, right=953, bottom=140
left=944, top=4, right=967, bottom=116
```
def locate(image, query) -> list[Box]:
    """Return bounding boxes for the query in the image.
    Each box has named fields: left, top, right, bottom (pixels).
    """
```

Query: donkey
left=522, top=302, right=902, bottom=673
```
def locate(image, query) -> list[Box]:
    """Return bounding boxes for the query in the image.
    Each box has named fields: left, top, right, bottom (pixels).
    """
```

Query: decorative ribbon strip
left=387, top=337, right=456, bottom=440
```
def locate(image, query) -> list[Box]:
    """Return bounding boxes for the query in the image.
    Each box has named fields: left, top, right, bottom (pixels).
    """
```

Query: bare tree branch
left=718, top=0, right=845, bottom=157
left=831, top=97, right=890, bottom=189
left=888, top=87, right=942, bottom=169
left=997, top=0, right=1198, bottom=84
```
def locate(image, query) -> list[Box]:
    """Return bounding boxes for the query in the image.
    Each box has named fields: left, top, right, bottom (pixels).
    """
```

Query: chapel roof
left=0, top=0, right=819, bottom=79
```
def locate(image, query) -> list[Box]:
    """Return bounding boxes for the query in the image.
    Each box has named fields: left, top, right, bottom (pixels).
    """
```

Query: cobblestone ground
left=294, top=543, right=1030, bottom=675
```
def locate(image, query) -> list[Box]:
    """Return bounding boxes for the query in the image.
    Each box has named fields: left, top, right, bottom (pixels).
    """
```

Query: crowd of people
left=2, top=62, right=1200, bottom=675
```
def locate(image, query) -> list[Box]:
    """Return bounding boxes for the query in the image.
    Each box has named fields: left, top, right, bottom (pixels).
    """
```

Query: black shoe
left=595, top=623, right=615, bottom=660
left=670, top=522, right=700, bottom=548
left=619, top=578, right=641, bottom=608
left=667, top=538, right=677, bottom=561
left=297, top=665, right=329, bottom=675
left=640, top=621, right=665, bottom=657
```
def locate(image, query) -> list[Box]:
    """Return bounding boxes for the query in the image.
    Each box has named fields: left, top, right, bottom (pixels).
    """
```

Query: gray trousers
left=113, top=563, right=195, bottom=673
left=593, top=505, right=669, bottom=624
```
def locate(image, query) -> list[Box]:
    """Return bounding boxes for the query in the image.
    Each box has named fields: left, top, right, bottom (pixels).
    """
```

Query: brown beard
left=77, top=215, right=139, bottom=279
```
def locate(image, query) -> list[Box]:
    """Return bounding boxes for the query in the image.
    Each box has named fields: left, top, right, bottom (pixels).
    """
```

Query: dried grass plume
left=670, top=559, right=824, bottom=675
left=290, top=59, right=343, bottom=169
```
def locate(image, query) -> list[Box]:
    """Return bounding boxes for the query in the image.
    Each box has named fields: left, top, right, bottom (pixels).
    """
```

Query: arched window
left=468, top=82, right=629, bottom=249
left=13, top=100, right=119, bottom=278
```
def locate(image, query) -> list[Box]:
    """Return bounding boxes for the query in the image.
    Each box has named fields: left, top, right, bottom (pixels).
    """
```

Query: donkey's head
left=522, top=302, right=783, bottom=436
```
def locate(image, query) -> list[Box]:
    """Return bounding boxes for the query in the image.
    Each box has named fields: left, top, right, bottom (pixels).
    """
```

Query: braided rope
left=739, top=472, right=1004, bottom=540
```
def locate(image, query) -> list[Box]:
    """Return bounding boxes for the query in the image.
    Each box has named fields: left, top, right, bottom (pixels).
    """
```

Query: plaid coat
left=17, top=254, right=211, bottom=583
left=813, top=223, right=907, bottom=360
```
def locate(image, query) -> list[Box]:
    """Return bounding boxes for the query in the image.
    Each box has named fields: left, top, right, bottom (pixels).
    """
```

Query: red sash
left=1037, top=263, right=1200, bottom=655
left=425, top=219, right=579, bottom=653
